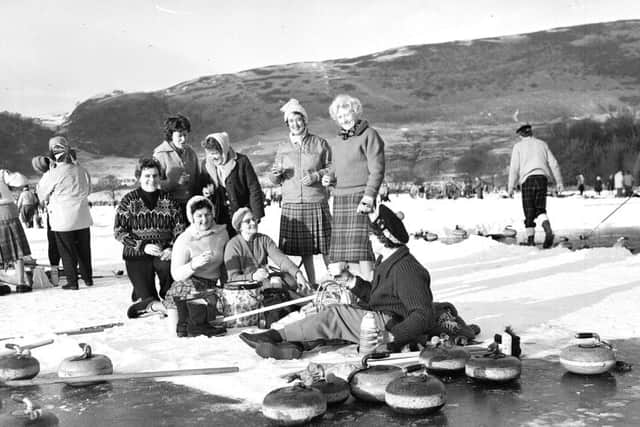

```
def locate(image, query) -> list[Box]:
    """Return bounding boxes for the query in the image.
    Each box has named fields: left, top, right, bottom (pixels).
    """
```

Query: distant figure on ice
left=623, top=170, right=634, bottom=197
left=17, top=186, right=39, bottom=228
left=594, top=176, right=603, bottom=196
left=614, top=170, right=624, bottom=197
left=378, top=181, right=390, bottom=203
left=32, top=156, right=60, bottom=285
left=153, top=114, right=200, bottom=217
left=508, top=124, right=563, bottom=248
left=576, top=173, right=585, bottom=196
left=473, top=176, right=484, bottom=199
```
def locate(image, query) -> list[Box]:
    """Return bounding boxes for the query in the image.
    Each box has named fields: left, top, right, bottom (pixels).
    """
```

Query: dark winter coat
left=199, top=153, right=265, bottom=228
left=350, top=246, right=435, bottom=345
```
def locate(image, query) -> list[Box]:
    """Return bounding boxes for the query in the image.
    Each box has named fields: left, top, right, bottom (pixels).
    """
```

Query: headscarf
left=338, top=119, right=369, bottom=140
left=185, top=195, right=217, bottom=240
left=203, top=132, right=237, bottom=188
left=48, top=136, right=75, bottom=163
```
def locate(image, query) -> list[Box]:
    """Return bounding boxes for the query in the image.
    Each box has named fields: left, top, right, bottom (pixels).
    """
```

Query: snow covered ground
left=1, top=192, right=639, bottom=408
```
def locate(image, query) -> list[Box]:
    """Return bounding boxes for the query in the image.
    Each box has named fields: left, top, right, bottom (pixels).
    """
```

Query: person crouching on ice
left=239, top=204, right=436, bottom=360
left=508, top=124, right=564, bottom=248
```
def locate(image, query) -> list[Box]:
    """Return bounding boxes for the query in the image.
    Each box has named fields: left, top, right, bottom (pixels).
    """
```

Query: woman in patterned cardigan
left=114, top=158, right=185, bottom=302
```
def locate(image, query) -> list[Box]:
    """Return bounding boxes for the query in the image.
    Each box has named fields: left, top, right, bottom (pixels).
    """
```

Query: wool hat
left=231, top=207, right=252, bottom=231
left=369, top=204, right=409, bottom=245
left=280, top=99, right=308, bottom=123
left=516, top=124, right=532, bottom=137
left=32, top=156, right=51, bottom=174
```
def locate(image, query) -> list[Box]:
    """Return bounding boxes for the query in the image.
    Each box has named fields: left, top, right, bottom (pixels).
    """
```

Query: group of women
left=114, top=93, right=386, bottom=337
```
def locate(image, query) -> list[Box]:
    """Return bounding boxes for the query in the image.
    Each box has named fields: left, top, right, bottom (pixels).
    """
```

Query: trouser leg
left=75, top=228, right=93, bottom=284
left=153, top=257, right=173, bottom=300
left=281, top=304, right=389, bottom=344
left=47, top=218, right=61, bottom=266
left=125, top=257, right=159, bottom=300
left=55, top=231, right=79, bottom=286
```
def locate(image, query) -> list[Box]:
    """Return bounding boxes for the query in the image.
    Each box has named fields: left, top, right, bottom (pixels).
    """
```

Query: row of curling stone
left=419, top=334, right=522, bottom=382
left=262, top=354, right=448, bottom=425
left=0, top=395, right=59, bottom=427
left=0, top=342, right=112, bottom=386
left=559, top=332, right=616, bottom=375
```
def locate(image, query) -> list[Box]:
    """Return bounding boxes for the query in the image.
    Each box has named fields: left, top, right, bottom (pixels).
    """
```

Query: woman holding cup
left=325, top=94, right=385, bottom=280
left=269, top=99, right=332, bottom=285
left=153, top=114, right=200, bottom=218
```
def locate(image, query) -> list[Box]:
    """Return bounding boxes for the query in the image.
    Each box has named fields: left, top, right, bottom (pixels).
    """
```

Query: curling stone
left=559, top=332, right=616, bottom=375
left=348, top=353, right=404, bottom=403
left=384, top=364, right=446, bottom=415
left=452, top=227, right=468, bottom=239
left=419, top=337, right=471, bottom=372
left=0, top=395, right=59, bottom=427
left=465, top=349, right=521, bottom=382
left=311, top=374, right=351, bottom=405
left=502, top=226, right=517, bottom=238
left=0, top=345, right=40, bottom=382
left=57, top=343, right=113, bottom=386
left=262, top=383, right=326, bottom=426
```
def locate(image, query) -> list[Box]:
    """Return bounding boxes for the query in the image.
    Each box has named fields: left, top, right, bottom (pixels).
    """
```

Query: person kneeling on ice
left=114, top=158, right=185, bottom=308
left=239, top=204, right=436, bottom=360
left=224, top=207, right=312, bottom=298
left=165, top=196, right=229, bottom=337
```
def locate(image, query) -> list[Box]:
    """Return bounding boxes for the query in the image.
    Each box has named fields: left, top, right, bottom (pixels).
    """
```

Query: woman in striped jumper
left=323, top=94, right=385, bottom=280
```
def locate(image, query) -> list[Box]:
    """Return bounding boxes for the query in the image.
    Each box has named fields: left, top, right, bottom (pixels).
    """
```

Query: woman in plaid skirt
left=324, top=94, right=385, bottom=280
left=269, top=99, right=332, bottom=285
left=0, top=169, right=32, bottom=292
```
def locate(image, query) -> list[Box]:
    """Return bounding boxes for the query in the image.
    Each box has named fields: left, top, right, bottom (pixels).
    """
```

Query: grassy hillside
left=0, top=112, right=54, bottom=175
left=51, top=20, right=640, bottom=180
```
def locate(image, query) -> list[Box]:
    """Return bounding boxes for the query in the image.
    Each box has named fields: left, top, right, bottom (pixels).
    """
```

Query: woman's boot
left=186, top=300, right=226, bottom=337
left=175, top=299, right=189, bottom=338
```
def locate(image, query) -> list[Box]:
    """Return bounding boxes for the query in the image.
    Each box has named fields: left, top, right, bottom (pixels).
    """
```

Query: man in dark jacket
left=239, top=204, right=436, bottom=359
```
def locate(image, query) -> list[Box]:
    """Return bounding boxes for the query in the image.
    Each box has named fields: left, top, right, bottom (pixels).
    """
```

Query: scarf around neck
left=338, top=119, right=369, bottom=140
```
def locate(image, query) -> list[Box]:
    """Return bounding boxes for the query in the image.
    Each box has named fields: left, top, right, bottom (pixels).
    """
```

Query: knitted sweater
left=224, top=233, right=299, bottom=282
left=114, top=188, right=186, bottom=259
left=330, top=124, right=385, bottom=198
left=508, top=136, right=563, bottom=193
left=350, top=246, right=434, bottom=345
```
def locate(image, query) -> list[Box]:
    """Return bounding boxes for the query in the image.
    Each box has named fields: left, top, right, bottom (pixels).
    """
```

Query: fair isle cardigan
left=114, top=188, right=186, bottom=259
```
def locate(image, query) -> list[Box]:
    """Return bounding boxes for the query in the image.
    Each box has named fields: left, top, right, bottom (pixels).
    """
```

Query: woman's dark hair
left=134, top=158, right=162, bottom=179
left=190, top=199, right=213, bottom=216
left=371, top=226, right=403, bottom=249
left=201, top=135, right=222, bottom=152
left=163, top=114, right=191, bottom=141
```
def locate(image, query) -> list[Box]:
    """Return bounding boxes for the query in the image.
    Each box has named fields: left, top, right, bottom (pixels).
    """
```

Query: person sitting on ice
left=239, top=204, right=437, bottom=360
left=165, top=195, right=229, bottom=337
left=223, top=207, right=312, bottom=297
left=508, top=124, right=563, bottom=248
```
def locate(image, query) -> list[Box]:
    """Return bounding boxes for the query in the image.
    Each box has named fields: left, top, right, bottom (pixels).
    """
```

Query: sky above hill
left=2, top=0, right=640, bottom=118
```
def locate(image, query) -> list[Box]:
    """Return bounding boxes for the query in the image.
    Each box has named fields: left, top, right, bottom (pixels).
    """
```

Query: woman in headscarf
left=269, top=98, right=332, bottom=285
left=0, top=168, right=32, bottom=293
left=165, top=195, right=229, bottom=337
left=152, top=114, right=200, bottom=216
left=199, top=131, right=264, bottom=237
left=324, top=94, right=385, bottom=281
left=37, top=136, right=93, bottom=290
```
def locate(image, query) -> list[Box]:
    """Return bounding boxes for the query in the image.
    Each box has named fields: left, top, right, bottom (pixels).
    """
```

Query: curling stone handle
left=575, top=332, right=600, bottom=342
left=361, top=351, right=390, bottom=368
left=402, top=363, right=426, bottom=374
